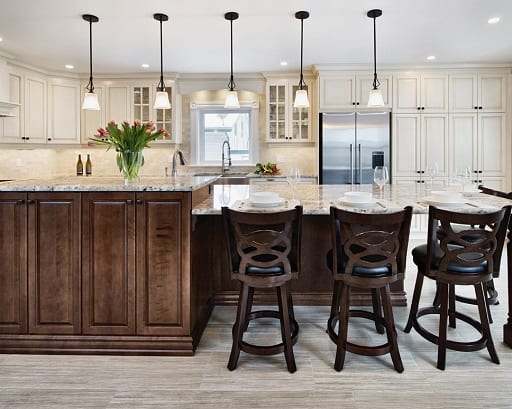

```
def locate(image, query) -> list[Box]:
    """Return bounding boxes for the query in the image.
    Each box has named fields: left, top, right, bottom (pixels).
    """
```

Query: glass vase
left=117, top=151, right=143, bottom=185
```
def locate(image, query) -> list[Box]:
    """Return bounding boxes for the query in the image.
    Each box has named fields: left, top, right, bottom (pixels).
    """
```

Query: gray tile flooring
left=1, top=241, right=512, bottom=408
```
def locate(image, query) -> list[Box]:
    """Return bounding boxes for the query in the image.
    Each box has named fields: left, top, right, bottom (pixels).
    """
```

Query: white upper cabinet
left=266, top=78, right=312, bottom=142
left=0, top=72, right=23, bottom=143
left=23, top=74, right=47, bottom=144
left=47, top=79, right=81, bottom=144
left=449, top=73, right=507, bottom=113
left=319, top=74, right=392, bottom=111
left=393, top=73, right=448, bottom=113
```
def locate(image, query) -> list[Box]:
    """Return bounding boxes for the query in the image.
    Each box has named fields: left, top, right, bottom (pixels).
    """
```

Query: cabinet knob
left=47, top=138, right=52, bottom=141
left=417, top=107, right=421, bottom=110
left=136, top=199, right=143, bottom=204
left=421, top=180, right=425, bottom=183
left=478, top=170, right=483, bottom=174
left=356, top=102, right=360, bottom=105
left=126, top=199, right=133, bottom=204
left=352, top=102, right=356, bottom=105
left=421, top=107, right=425, bottom=110
left=474, top=106, right=478, bottom=110
left=479, top=106, right=483, bottom=110
left=27, top=199, right=34, bottom=204
left=16, top=199, right=25, bottom=204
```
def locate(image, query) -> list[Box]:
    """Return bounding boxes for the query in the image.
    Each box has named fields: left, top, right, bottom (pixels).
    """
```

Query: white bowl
left=343, top=191, right=372, bottom=202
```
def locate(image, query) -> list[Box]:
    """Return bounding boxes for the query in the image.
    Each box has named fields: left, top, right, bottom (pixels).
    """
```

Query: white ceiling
left=0, top=0, right=511, bottom=76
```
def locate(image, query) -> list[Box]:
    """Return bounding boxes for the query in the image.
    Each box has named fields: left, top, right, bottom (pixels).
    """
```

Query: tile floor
left=1, top=241, right=511, bottom=408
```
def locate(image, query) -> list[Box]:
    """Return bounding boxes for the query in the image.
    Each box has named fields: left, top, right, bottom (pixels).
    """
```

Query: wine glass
left=457, top=165, right=472, bottom=192
left=426, top=162, right=439, bottom=187
left=287, top=167, right=301, bottom=200
left=373, top=165, right=389, bottom=196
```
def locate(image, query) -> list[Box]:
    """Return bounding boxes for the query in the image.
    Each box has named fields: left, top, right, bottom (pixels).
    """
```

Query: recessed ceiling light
left=488, top=16, right=500, bottom=24
left=65, top=64, right=74, bottom=69
left=142, top=63, right=150, bottom=68
left=280, top=61, right=288, bottom=66
left=0, top=37, right=3, bottom=42
left=427, top=55, right=436, bottom=61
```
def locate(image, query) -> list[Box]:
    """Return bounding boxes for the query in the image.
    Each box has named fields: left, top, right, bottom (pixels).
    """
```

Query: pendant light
left=293, top=11, right=310, bottom=109
left=367, top=9, right=385, bottom=107
left=82, top=14, right=100, bottom=110
left=224, top=12, right=240, bottom=108
left=153, top=13, right=171, bottom=110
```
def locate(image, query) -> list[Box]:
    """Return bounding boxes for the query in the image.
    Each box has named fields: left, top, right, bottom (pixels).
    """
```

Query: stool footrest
left=239, top=309, right=299, bottom=357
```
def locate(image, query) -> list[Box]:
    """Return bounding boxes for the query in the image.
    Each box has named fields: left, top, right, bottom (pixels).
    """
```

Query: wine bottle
left=76, top=154, right=83, bottom=176
left=85, top=154, right=92, bottom=176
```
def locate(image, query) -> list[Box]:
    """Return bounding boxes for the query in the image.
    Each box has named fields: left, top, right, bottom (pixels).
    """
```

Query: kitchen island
left=0, top=175, right=217, bottom=355
left=2, top=178, right=512, bottom=355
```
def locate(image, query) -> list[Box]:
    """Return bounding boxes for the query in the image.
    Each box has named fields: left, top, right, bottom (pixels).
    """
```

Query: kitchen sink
left=192, top=172, right=248, bottom=177
left=191, top=172, right=249, bottom=185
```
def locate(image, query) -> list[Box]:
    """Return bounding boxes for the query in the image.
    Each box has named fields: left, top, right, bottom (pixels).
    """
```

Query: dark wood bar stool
left=404, top=205, right=511, bottom=370
left=327, top=206, right=413, bottom=372
left=222, top=205, right=303, bottom=373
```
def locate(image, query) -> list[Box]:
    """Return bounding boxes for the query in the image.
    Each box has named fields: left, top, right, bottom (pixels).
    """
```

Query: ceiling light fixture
left=367, top=9, right=385, bottom=107
left=280, top=61, right=288, bottom=67
left=142, top=63, right=150, bottom=68
left=293, top=11, right=310, bottom=109
left=153, top=13, right=171, bottom=110
left=427, top=55, right=436, bottom=61
left=224, top=11, right=240, bottom=108
left=82, top=14, right=100, bottom=110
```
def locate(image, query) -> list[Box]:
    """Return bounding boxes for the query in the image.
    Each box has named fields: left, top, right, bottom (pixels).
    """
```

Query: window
left=191, top=103, right=259, bottom=166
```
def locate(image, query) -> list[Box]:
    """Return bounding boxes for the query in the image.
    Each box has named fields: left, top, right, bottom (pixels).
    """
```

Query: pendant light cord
left=298, top=17, right=305, bottom=90
left=228, top=18, right=236, bottom=91
left=372, top=15, right=380, bottom=90
left=86, top=19, right=94, bottom=93
left=157, top=17, right=166, bottom=91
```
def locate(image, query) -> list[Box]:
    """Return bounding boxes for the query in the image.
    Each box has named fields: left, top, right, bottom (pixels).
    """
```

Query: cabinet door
left=0, top=72, right=23, bottom=143
left=24, top=75, right=46, bottom=144
left=479, top=75, right=507, bottom=112
left=48, top=81, right=80, bottom=144
left=393, top=75, right=420, bottom=112
left=27, top=193, right=81, bottom=334
left=82, top=192, right=136, bottom=335
left=267, top=83, right=288, bottom=141
left=319, top=76, right=356, bottom=110
left=107, top=86, right=130, bottom=125
left=136, top=192, right=189, bottom=335
left=421, top=75, right=448, bottom=112
left=421, top=114, right=449, bottom=177
left=392, top=114, right=421, bottom=178
left=449, top=114, right=478, bottom=179
left=478, top=113, right=506, bottom=178
left=449, top=75, right=478, bottom=112
left=0, top=193, right=27, bottom=334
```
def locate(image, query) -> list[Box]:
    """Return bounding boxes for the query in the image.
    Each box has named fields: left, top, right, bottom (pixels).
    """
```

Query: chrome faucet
left=221, top=140, right=232, bottom=174
left=171, top=149, right=186, bottom=177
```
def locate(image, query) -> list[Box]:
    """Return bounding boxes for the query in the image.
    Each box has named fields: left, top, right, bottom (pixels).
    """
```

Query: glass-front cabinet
left=266, top=79, right=311, bottom=142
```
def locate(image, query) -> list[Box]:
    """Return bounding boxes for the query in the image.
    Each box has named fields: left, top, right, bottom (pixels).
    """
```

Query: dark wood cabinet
left=0, top=193, right=27, bottom=334
left=82, top=192, right=136, bottom=335
left=136, top=192, right=190, bottom=336
left=27, top=192, right=81, bottom=334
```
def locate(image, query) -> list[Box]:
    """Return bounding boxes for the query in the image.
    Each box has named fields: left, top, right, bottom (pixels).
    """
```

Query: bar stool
left=222, top=205, right=302, bottom=373
left=404, top=205, right=511, bottom=370
left=327, top=206, right=413, bottom=372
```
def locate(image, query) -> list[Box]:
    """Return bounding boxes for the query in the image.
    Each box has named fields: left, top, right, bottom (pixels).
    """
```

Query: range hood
left=0, top=100, right=19, bottom=117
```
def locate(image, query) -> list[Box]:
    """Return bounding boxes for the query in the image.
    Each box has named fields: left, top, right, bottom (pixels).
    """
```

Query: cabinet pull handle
left=136, top=199, right=143, bottom=204
left=27, top=199, right=34, bottom=204
left=126, top=199, right=133, bottom=204
left=16, top=199, right=25, bottom=204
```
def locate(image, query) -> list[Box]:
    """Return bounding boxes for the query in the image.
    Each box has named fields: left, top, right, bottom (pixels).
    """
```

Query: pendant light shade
left=154, top=13, right=171, bottom=110
left=82, top=14, right=100, bottom=111
left=224, top=11, right=240, bottom=109
left=367, top=9, right=385, bottom=107
left=293, top=11, right=310, bottom=109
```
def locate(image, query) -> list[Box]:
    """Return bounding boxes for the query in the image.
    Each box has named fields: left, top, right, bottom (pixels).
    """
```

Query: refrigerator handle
left=350, top=143, right=354, bottom=184
left=358, top=144, right=362, bottom=184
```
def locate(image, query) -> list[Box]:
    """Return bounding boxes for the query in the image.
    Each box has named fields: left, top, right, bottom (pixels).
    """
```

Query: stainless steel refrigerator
left=319, top=112, right=391, bottom=184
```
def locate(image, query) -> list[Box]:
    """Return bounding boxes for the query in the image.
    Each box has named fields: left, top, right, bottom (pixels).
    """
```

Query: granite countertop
left=0, top=175, right=218, bottom=192
left=193, top=183, right=512, bottom=215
